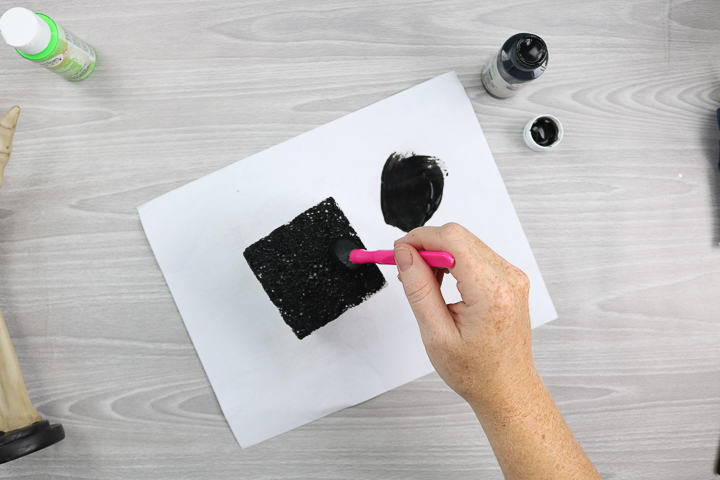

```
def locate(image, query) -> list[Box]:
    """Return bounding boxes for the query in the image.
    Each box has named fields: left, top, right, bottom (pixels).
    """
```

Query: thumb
left=394, top=244, right=454, bottom=337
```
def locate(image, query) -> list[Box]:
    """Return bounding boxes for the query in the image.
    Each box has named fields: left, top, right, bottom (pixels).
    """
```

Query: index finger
left=396, top=223, right=507, bottom=270
left=395, top=223, right=500, bottom=291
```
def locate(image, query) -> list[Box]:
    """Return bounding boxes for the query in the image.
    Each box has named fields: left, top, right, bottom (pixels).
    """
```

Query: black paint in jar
left=530, top=117, right=558, bottom=146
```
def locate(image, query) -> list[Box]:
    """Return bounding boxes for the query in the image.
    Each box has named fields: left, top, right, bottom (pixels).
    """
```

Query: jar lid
left=0, top=7, right=52, bottom=55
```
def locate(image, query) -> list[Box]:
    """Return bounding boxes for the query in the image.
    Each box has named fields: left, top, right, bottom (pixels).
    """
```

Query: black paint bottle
left=481, top=33, right=548, bottom=98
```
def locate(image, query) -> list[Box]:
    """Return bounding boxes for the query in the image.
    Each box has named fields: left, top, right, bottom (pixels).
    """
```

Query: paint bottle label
left=481, top=52, right=527, bottom=98
left=17, top=14, right=96, bottom=82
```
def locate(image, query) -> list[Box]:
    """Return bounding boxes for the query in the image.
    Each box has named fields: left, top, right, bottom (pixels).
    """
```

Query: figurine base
left=0, top=420, right=65, bottom=464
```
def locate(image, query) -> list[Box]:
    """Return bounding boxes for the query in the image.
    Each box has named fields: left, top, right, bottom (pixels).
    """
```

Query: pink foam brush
left=329, top=237, right=455, bottom=270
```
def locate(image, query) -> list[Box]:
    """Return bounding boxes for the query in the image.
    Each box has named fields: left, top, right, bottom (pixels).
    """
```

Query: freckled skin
left=394, top=224, right=602, bottom=480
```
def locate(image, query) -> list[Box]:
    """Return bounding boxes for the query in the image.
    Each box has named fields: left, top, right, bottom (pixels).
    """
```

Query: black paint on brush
left=329, top=237, right=362, bottom=270
left=243, top=197, right=386, bottom=340
left=380, top=152, right=445, bottom=232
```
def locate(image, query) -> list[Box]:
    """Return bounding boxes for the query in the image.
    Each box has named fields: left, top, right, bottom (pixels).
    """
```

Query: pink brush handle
left=349, top=249, right=455, bottom=268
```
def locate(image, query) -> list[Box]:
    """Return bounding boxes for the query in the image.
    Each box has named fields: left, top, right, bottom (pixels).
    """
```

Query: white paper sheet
left=138, top=72, right=557, bottom=448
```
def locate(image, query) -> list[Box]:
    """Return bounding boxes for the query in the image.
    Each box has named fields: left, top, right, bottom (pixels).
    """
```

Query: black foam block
left=243, top=197, right=386, bottom=339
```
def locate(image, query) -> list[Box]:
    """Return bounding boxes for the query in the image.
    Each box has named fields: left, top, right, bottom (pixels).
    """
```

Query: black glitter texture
left=243, top=197, right=386, bottom=339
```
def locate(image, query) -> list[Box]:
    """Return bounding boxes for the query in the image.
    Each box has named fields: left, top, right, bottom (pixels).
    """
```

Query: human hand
left=395, top=224, right=603, bottom=479
left=394, top=223, right=539, bottom=413
left=0, top=106, right=20, bottom=189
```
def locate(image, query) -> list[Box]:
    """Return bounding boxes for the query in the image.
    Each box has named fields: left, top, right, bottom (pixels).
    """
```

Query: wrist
left=467, top=366, right=546, bottom=421
left=467, top=369, right=602, bottom=480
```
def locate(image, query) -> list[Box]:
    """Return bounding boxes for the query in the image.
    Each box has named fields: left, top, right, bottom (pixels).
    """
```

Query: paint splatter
left=380, top=152, right=446, bottom=232
left=243, top=197, right=386, bottom=339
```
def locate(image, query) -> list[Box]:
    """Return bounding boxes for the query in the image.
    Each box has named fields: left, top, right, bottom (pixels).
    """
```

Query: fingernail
left=394, top=248, right=413, bottom=272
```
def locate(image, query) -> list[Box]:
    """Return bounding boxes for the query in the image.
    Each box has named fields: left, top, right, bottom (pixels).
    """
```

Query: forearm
left=471, top=374, right=602, bottom=480
left=394, top=226, right=601, bottom=478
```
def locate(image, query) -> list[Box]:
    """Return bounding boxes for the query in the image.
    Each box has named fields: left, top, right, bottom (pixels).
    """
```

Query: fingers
left=396, top=223, right=509, bottom=272
left=395, top=223, right=532, bottom=310
left=0, top=106, right=20, bottom=189
left=396, top=224, right=502, bottom=305
left=394, top=243, right=456, bottom=341
left=0, top=106, right=20, bottom=130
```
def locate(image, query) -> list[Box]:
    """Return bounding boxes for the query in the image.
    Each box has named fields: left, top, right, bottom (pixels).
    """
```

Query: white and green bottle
left=0, top=7, right=96, bottom=81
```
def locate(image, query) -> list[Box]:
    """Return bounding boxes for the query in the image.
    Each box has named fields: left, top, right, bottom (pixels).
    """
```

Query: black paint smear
left=243, top=197, right=386, bottom=340
left=380, top=152, right=445, bottom=233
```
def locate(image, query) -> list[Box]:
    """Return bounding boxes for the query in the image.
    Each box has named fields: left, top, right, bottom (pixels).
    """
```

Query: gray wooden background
left=0, top=0, right=718, bottom=478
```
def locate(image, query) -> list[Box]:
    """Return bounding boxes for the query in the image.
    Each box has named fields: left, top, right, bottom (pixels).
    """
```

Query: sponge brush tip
left=329, top=237, right=362, bottom=270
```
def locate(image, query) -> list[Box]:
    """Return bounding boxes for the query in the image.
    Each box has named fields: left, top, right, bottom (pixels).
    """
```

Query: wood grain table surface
left=0, top=0, right=719, bottom=478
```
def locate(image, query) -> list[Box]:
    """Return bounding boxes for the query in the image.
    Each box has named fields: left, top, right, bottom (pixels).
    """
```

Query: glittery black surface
left=243, top=197, right=386, bottom=339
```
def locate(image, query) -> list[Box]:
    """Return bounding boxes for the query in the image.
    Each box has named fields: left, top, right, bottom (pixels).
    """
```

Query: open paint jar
left=523, top=115, right=563, bottom=151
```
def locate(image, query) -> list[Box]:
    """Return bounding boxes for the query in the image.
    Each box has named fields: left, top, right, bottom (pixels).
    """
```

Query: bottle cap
left=516, top=35, right=547, bottom=69
left=0, top=7, right=52, bottom=55
left=523, top=115, right=563, bottom=151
